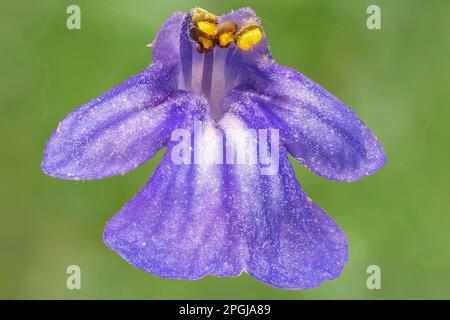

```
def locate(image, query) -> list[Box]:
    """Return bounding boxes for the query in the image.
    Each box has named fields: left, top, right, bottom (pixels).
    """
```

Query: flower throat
left=178, top=8, right=264, bottom=119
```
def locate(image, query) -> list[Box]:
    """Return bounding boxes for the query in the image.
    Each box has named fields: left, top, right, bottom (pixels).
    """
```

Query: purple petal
left=238, top=62, right=386, bottom=182
left=179, top=10, right=193, bottom=90
left=103, top=120, right=244, bottom=279
left=105, top=113, right=347, bottom=289
left=218, top=113, right=348, bottom=289
left=42, top=63, right=202, bottom=180
left=151, top=12, right=185, bottom=67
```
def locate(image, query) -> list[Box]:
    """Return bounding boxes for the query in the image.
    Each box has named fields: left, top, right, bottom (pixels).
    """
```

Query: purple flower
left=42, top=7, right=386, bottom=290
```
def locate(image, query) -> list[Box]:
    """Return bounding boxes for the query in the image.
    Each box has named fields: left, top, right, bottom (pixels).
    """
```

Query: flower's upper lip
left=175, top=8, right=272, bottom=120
left=151, top=7, right=271, bottom=71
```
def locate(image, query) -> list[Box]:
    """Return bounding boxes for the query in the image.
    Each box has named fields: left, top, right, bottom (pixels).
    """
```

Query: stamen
left=190, top=28, right=215, bottom=53
left=191, top=8, right=219, bottom=30
left=181, top=8, right=253, bottom=118
left=216, top=21, right=238, bottom=48
left=201, top=51, right=214, bottom=104
left=190, top=8, right=219, bottom=53
left=235, top=24, right=264, bottom=51
left=224, top=47, right=242, bottom=91
left=196, top=21, right=217, bottom=37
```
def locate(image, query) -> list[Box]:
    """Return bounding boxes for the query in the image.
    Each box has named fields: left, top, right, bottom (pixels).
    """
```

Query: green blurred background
left=1, top=0, right=449, bottom=299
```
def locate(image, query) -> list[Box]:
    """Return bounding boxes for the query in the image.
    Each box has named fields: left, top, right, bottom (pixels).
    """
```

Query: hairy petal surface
left=218, top=113, right=348, bottom=289
left=238, top=61, right=386, bottom=182
left=42, top=63, right=198, bottom=180
left=104, top=119, right=244, bottom=279
left=151, top=12, right=185, bottom=67
left=105, top=111, right=348, bottom=289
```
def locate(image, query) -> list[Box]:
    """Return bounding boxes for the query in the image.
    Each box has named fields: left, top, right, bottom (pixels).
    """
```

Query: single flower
left=42, top=7, right=386, bottom=290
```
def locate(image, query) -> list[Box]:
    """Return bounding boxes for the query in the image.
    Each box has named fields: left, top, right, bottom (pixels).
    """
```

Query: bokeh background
left=1, top=0, right=449, bottom=299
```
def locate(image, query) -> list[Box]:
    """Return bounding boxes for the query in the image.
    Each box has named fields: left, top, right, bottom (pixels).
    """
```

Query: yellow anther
left=188, top=8, right=264, bottom=53
left=191, top=8, right=218, bottom=36
left=190, top=28, right=215, bottom=53
left=192, top=8, right=218, bottom=24
left=216, top=21, right=238, bottom=48
left=235, top=25, right=264, bottom=51
left=196, top=21, right=217, bottom=37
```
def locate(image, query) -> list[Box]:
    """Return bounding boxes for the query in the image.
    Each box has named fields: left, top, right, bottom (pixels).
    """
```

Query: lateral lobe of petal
left=41, top=63, right=205, bottom=180
left=219, top=113, right=348, bottom=289
left=239, top=62, right=387, bottom=182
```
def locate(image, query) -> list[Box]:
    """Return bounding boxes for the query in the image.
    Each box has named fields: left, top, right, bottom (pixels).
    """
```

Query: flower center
left=178, top=8, right=264, bottom=120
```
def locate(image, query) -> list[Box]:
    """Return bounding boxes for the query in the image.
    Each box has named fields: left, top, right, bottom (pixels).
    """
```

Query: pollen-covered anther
left=216, top=21, right=238, bottom=48
left=190, top=28, right=215, bottom=53
left=235, top=24, right=264, bottom=51
left=191, top=8, right=219, bottom=37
